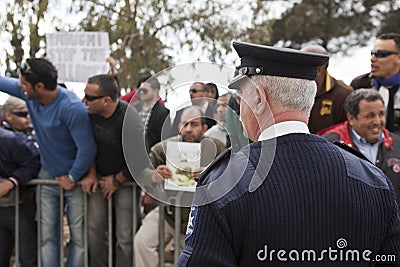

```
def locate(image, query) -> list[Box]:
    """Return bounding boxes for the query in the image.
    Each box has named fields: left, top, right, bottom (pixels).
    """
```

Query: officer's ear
left=254, top=85, right=269, bottom=116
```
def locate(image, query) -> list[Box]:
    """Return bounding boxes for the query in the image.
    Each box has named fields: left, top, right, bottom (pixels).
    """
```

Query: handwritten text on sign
left=46, top=32, right=110, bottom=83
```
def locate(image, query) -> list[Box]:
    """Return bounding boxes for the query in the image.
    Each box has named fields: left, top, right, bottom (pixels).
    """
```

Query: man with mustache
left=134, top=105, right=225, bottom=267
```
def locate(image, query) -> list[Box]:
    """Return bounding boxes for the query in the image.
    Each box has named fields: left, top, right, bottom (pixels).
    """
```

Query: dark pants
left=0, top=187, right=37, bottom=267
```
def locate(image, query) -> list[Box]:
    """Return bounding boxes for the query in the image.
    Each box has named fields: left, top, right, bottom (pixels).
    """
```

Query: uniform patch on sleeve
left=185, top=206, right=198, bottom=240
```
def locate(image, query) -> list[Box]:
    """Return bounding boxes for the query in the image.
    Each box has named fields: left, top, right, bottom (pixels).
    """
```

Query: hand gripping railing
left=1, top=178, right=184, bottom=267
left=1, top=178, right=140, bottom=267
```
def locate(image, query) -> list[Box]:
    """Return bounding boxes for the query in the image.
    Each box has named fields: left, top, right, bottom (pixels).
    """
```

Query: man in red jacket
left=319, top=89, right=400, bottom=205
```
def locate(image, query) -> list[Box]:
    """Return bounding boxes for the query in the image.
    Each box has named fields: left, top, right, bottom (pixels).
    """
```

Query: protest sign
left=46, top=32, right=110, bottom=83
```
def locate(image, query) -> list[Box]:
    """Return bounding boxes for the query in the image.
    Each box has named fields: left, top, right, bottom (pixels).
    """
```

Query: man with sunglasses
left=170, top=82, right=216, bottom=136
left=81, top=74, right=149, bottom=267
left=0, top=125, right=40, bottom=267
left=132, top=78, right=172, bottom=215
left=0, top=58, right=97, bottom=267
left=132, top=77, right=171, bottom=152
left=0, top=96, right=40, bottom=266
left=351, top=32, right=400, bottom=134
left=1, top=96, right=36, bottom=144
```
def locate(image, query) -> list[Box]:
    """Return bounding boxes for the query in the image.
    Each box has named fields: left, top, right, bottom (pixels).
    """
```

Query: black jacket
left=0, top=127, right=40, bottom=185
left=350, top=72, right=373, bottom=89
left=133, top=100, right=171, bottom=152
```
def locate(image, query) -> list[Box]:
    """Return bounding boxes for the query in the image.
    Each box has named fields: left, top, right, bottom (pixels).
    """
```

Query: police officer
left=177, top=41, right=400, bottom=266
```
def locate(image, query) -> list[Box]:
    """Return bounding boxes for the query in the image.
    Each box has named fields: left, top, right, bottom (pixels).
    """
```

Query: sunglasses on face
left=371, top=49, right=399, bottom=58
left=189, top=89, right=206, bottom=94
left=84, top=94, right=107, bottom=102
left=138, top=87, right=149, bottom=94
left=12, top=111, right=29, bottom=117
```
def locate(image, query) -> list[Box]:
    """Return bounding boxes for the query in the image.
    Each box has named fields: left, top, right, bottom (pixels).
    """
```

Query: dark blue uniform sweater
left=178, top=134, right=400, bottom=266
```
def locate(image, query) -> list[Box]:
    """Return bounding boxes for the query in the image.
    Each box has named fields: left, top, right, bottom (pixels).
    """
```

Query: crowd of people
left=0, top=32, right=398, bottom=267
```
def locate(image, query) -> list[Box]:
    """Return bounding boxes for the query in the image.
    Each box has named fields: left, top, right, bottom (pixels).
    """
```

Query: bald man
left=134, top=106, right=225, bottom=267
left=301, top=45, right=353, bottom=134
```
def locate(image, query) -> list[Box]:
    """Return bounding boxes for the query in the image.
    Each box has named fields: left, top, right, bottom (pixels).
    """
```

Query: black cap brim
left=228, top=41, right=329, bottom=90
left=228, top=74, right=246, bottom=90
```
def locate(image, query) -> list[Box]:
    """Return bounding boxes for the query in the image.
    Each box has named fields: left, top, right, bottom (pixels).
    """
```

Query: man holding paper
left=134, top=105, right=225, bottom=267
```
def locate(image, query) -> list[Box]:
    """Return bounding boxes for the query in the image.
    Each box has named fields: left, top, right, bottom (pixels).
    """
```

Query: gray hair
left=2, top=96, right=26, bottom=114
left=250, top=75, right=317, bottom=115
left=344, top=89, right=384, bottom=117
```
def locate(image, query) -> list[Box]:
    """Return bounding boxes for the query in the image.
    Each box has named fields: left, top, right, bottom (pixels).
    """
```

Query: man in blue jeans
left=0, top=58, right=96, bottom=267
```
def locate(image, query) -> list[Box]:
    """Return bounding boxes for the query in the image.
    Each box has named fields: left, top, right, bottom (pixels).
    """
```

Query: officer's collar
left=258, top=121, right=309, bottom=141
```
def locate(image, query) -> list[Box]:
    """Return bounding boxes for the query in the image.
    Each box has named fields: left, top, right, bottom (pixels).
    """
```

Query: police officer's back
left=177, top=42, right=400, bottom=266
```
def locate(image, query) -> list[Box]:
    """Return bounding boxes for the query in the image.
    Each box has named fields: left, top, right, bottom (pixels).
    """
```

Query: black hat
left=228, top=41, right=329, bottom=89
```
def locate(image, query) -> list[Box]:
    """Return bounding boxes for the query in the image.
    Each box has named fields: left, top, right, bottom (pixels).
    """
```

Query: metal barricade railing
left=158, top=204, right=183, bottom=267
left=2, top=178, right=184, bottom=267
left=15, top=188, right=20, bottom=267
left=159, top=204, right=166, bottom=267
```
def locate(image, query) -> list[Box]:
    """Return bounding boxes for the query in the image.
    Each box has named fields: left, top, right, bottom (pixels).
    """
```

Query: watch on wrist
left=68, top=174, right=75, bottom=182
left=113, top=174, right=122, bottom=187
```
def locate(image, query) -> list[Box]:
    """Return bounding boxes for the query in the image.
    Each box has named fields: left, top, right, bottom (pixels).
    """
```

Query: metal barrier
left=2, top=178, right=183, bottom=267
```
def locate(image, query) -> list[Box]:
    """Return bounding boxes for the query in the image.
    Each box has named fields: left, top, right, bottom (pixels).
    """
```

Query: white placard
left=46, top=32, right=110, bottom=83
left=164, top=141, right=201, bottom=192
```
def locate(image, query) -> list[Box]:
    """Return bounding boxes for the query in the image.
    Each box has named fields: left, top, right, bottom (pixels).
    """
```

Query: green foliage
left=71, top=0, right=242, bottom=90
left=269, top=0, right=399, bottom=52
left=379, top=1, right=400, bottom=35
left=2, top=0, right=48, bottom=77
left=0, top=0, right=398, bottom=84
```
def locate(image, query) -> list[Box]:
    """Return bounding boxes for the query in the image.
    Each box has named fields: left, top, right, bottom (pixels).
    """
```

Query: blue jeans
left=87, top=185, right=141, bottom=267
left=38, top=168, right=84, bottom=267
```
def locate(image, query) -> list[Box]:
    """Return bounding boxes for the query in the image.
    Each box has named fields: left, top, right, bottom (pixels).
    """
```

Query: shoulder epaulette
left=334, top=141, right=373, bottom=164
left=195, top=147, right=233, bottom=183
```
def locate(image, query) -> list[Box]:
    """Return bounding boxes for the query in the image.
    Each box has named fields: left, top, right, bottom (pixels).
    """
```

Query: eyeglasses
left=11, top=111, right=29, bottom=117
left=138, top=87, right=149, bottom=94
left=189, top=89, right=206, bottom=94
left=371, top=50, right=399, bottom=58
left=84, top=94, right=107, bottom=102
